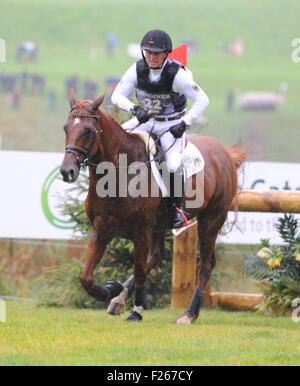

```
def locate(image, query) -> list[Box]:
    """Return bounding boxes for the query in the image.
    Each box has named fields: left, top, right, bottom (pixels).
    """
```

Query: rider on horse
left=111, top=29, right=209, bottom=228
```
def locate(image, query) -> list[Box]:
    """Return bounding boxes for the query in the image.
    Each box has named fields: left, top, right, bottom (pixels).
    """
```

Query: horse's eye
left=82, top=127, right=92, bottom=137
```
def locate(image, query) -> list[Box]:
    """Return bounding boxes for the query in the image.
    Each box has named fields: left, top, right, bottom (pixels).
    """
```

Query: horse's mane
left=99, top=108, right=150, bottom=148
left=99, top=108, right=135, bottom=139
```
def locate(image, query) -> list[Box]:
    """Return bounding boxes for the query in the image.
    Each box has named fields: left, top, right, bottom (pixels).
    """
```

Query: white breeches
left=122, top=117, right=185, bottom=173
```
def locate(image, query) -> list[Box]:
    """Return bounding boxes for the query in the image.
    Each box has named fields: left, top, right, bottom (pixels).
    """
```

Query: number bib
left=136, top=88, right=179, bottom=115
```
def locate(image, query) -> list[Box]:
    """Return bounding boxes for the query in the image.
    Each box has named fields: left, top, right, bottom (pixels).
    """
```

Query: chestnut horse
left=60, top=88, right=246, bottom=324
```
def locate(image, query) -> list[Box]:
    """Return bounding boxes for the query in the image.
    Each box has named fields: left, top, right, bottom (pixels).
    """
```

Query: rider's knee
left=165, top=158, right=182, bottom=173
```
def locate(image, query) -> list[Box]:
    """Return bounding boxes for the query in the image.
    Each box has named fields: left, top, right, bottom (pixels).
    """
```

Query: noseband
left=65, top=112, right=100, bottom=168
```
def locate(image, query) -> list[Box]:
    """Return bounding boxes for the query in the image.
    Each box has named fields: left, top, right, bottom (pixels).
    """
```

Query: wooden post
left=171, top=221, right=198, bottom=308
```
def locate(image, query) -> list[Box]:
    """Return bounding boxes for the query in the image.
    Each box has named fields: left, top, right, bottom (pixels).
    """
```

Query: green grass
left=1, top=301, right=300, bottom=366
left=0, top=0, right=300, bottom=160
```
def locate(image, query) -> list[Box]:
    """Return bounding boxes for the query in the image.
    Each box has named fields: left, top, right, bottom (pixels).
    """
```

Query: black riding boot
left=171, top=195, right=187, bottom=228
left=169, top=171, right=188, bottom=229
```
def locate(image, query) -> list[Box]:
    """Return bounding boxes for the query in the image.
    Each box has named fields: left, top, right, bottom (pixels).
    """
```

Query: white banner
left=0, top=151, right=299, bottom=243
left=218, top=161, right=300, bottom=245
left=0, top=150, right=82, bottom=239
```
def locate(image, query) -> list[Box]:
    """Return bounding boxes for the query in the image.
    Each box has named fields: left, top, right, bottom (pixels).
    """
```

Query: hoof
left=125, top=311, right=143, bottom=322
left=176, top=314, right=196, bottom=325
left=107, top=300, right=125, bottom=316
left=107, top=288, right=128, bottom=316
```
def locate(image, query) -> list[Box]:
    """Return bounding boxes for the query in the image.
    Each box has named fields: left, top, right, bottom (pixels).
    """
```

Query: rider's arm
left=173, top=68, right=209, bottom=126
left=111, top=63, right=137, bottom=113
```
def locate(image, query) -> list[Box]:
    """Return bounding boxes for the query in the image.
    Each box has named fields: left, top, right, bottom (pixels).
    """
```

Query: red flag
left=168, top=44, right=188, bottom=66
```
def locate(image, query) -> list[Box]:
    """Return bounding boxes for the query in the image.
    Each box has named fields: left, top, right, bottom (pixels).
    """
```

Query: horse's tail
left=226, top=142, right=247, bottom=169
left=220, top=143, right=247, bottom=235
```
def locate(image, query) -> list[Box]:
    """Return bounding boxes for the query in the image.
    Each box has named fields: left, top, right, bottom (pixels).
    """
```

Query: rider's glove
left=170, top=121, right=187, bottom=139
left=131, top=105, right=151, bottom=124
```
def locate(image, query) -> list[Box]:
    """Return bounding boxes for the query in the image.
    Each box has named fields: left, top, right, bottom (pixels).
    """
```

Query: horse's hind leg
left=176, top=220, right=219, bottom=325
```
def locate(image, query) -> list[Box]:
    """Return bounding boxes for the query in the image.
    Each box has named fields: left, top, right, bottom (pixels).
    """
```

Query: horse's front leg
left=80, top=228, right=123, bottom=302
left=107, top=230, right=165, bottom=316
left=125, top=231, right=151, bottom=321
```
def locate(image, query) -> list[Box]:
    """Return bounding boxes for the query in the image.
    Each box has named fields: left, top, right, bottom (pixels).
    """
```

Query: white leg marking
left=133, top=305, right=144, bottom=315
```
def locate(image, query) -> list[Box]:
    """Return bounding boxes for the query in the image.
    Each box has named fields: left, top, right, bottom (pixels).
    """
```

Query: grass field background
left=1, top=301, right=300, bottom=366
left=0, top=0, right=299, bottom=160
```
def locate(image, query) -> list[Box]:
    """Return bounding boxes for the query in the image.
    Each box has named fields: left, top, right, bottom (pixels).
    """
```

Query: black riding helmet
left=140, top=30, right=172, bottom=68
left=141, top=29, right=172, bottom=53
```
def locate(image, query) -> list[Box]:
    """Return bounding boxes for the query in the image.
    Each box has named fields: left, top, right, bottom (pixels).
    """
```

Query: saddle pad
left=182, top=141, right=205, bottom=181
left=133, top=131, right=156, bottom=155
left=150, top=141, right=205, bottom=197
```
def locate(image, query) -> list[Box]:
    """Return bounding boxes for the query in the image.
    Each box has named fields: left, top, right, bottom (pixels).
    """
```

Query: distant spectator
left=180, top=37, right=198, bottom=56
left=16, top=41, right=38, bottom=63
left=20, top=71, right=29, bottom=92
left=226, top=90, right=235, bottom=112
left=229, top=38, right=244, bottom=56
left=5, top=74, right=17, bottom=92
left=84, top=79, right=98, bottom=100
left=31, top=74, right=45, bottom=94
left=66, top=76, right=79, bottom=95
left=219, top=42, right=229, bottom=55
left=106, top=34, right=119, bottom=57
left=11, top=89, right=21, bottom=110
left=106, top=76, right=121, bottom=93
left=0, top=73, right=7, bottom=92
left=48, top=88, right=56, bottom=110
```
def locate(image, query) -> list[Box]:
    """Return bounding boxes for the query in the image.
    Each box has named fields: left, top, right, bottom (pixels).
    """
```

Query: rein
left=129, top=121, right=176, bottom=167
left=146, top=125, right=176, bottom=166
left=65, top=112, right=101, bottom=168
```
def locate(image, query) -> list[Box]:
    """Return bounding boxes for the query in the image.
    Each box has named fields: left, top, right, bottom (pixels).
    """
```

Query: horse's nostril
left=60, top=167, right=66, bottom=178
left=60, top=167, right=74, bottom=183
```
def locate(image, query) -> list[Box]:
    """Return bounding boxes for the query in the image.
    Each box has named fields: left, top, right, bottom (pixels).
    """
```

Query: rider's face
left=144, top=50, right=167, bottom=69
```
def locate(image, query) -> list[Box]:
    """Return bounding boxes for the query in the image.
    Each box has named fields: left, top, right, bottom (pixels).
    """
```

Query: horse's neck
left=99, top=109, right=131, bottom=162
left=90, top=109, right=145, bottom=177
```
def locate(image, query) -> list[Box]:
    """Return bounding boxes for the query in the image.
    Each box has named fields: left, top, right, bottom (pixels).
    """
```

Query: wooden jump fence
left=171, top=190, right=300, bottom=311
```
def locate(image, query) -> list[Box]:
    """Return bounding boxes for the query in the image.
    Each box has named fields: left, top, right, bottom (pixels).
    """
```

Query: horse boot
left=88, top=280, right=124, bottom=303
left=125, top=285, right=148, bottom=322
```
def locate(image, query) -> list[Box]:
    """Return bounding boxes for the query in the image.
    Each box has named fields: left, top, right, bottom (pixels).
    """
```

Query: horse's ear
left=68, top=87, right=77, bottom=108
left=91, top=91, right=106, bottom=111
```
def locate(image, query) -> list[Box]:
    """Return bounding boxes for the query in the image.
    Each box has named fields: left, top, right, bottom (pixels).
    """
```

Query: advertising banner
left=218, top=161, right=300, bottom=244
left=0, top=150, right=81, bottom=239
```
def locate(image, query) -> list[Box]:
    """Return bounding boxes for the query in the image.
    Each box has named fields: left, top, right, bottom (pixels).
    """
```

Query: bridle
left=65, top=112, right=101, bottom=168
